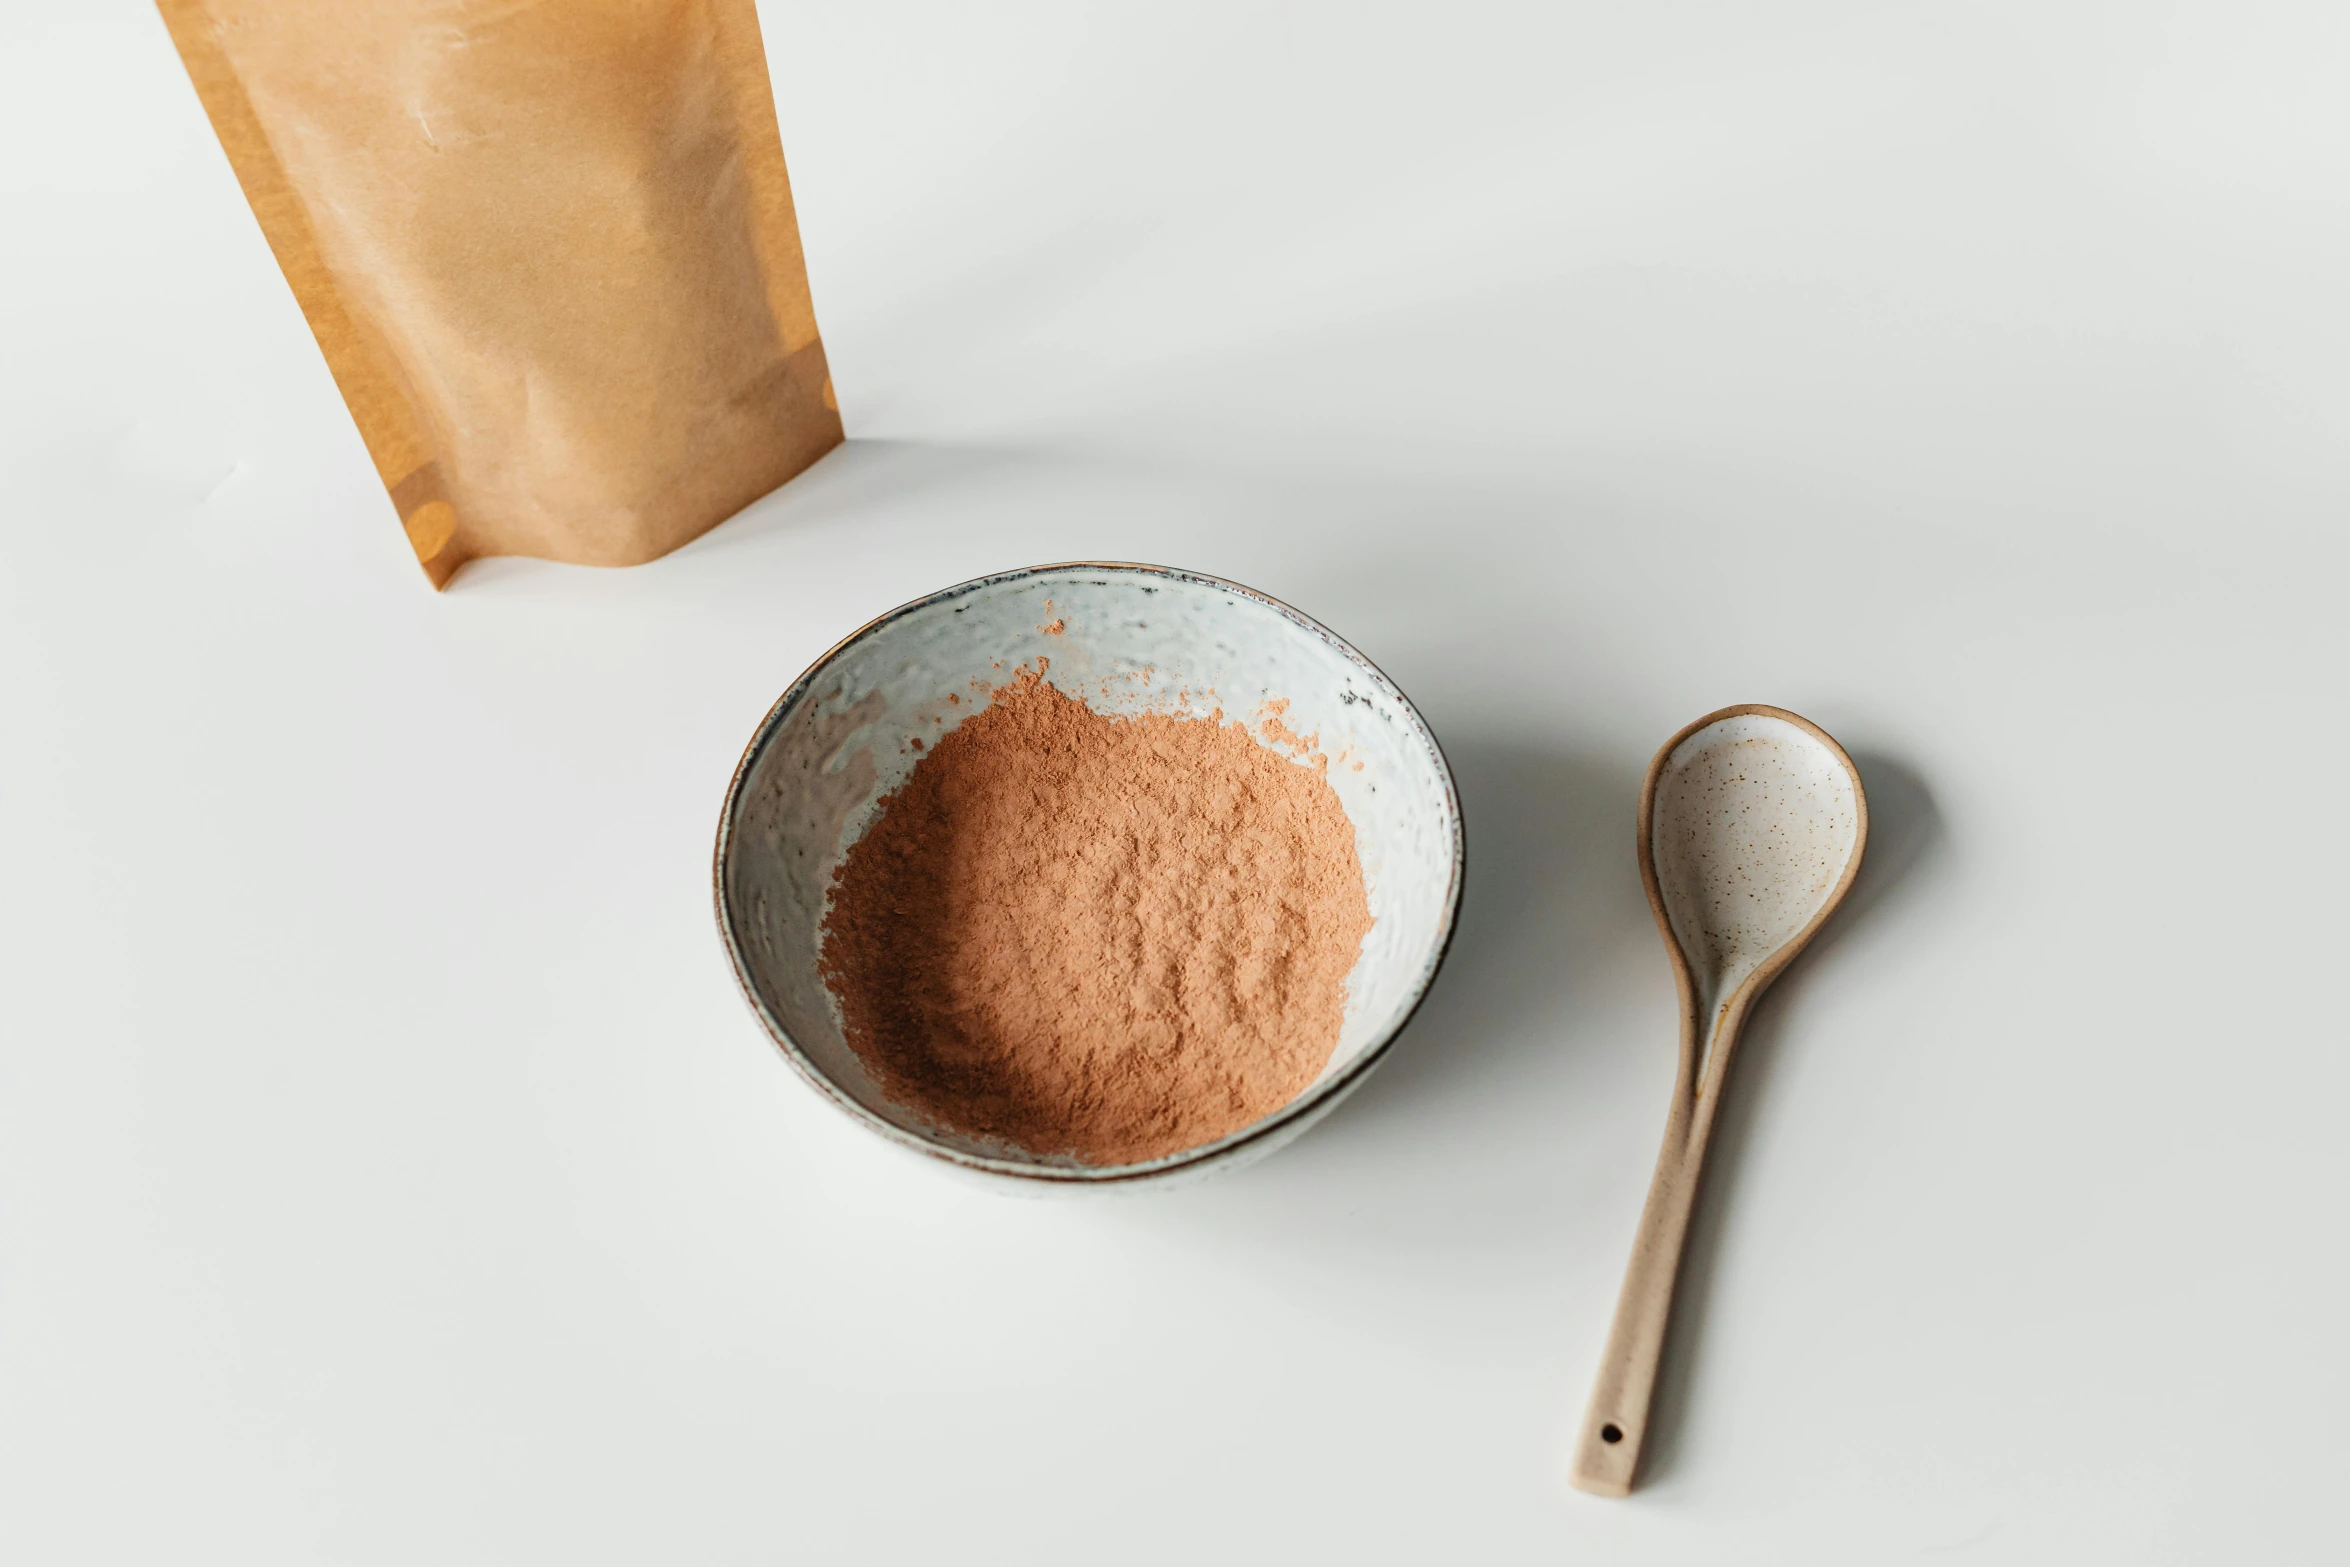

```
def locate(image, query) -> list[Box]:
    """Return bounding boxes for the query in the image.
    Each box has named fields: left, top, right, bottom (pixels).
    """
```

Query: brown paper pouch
left=157, top=0, right=844, bottom=586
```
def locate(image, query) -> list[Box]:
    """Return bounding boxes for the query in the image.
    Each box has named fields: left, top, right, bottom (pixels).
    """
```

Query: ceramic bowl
left=712, top=563, right=1464, bottom=1189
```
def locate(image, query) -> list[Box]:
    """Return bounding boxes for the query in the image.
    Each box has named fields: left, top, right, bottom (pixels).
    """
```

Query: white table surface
left=5, top=3, right=2345, bottom=1562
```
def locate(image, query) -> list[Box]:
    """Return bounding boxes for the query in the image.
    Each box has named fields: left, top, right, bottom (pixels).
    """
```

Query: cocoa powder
left=817, top=667, right=1373, bottom=1165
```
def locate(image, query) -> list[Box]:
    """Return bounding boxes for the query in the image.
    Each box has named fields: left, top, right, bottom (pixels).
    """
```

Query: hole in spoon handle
left=1571, top=1408, right=1641, bottom=1497
left=1570, top=1112, right=1711, bottom=1497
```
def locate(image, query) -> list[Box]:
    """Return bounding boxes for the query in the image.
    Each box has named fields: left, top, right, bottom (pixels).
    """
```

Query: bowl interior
left=718, top=565, right=1461, bottom=1178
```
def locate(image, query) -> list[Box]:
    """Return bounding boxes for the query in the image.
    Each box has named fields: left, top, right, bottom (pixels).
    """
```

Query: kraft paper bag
left=158, top=0, right=845, bottom=586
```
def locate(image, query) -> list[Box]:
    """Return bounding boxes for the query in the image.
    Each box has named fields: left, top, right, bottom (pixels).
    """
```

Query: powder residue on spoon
left=1649, top=718, right=1860, bottom=1003
left=818, top=666, right=1373, bottom=1166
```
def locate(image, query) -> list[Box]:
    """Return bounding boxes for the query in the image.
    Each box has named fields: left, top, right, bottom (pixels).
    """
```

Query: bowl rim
left=711, top=561, right=1466, bottom=1186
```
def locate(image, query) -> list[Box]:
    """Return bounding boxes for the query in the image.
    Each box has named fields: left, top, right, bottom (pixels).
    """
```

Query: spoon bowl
left=1649, top=709, right=1868, bottom=1043
left=1570, top=705, right=1867, bottom=1496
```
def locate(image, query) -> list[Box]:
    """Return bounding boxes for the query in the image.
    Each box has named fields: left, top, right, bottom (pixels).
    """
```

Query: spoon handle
left=1568, top=1029, right=1727, bottom=1497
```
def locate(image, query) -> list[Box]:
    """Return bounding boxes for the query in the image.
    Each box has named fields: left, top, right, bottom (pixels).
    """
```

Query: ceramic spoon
left=1569, top=705, right=1868, bottom=1497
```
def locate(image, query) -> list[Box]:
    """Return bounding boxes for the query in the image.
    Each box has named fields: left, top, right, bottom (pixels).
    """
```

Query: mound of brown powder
left=817, top=667, right=1373, bottom=1166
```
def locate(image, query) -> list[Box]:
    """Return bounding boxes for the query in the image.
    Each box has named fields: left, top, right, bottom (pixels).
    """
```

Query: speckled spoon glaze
left=1570, top=706, right=1867, bottom=1497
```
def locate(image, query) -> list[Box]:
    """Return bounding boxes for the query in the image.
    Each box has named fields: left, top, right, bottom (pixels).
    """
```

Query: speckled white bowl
left=713, top=563, right=1464, bottom=1189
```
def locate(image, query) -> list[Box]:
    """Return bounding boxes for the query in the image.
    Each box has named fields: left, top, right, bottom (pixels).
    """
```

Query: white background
left=3, top=2, right=2345, bottom=1562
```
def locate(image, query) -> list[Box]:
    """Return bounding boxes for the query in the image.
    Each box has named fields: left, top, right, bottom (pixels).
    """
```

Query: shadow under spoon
left=1568, top=704, right=1868, bottom=1497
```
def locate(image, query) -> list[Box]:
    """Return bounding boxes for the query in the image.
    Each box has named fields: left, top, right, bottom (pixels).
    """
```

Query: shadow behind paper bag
left=159, top=0, right=844, bottom=586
